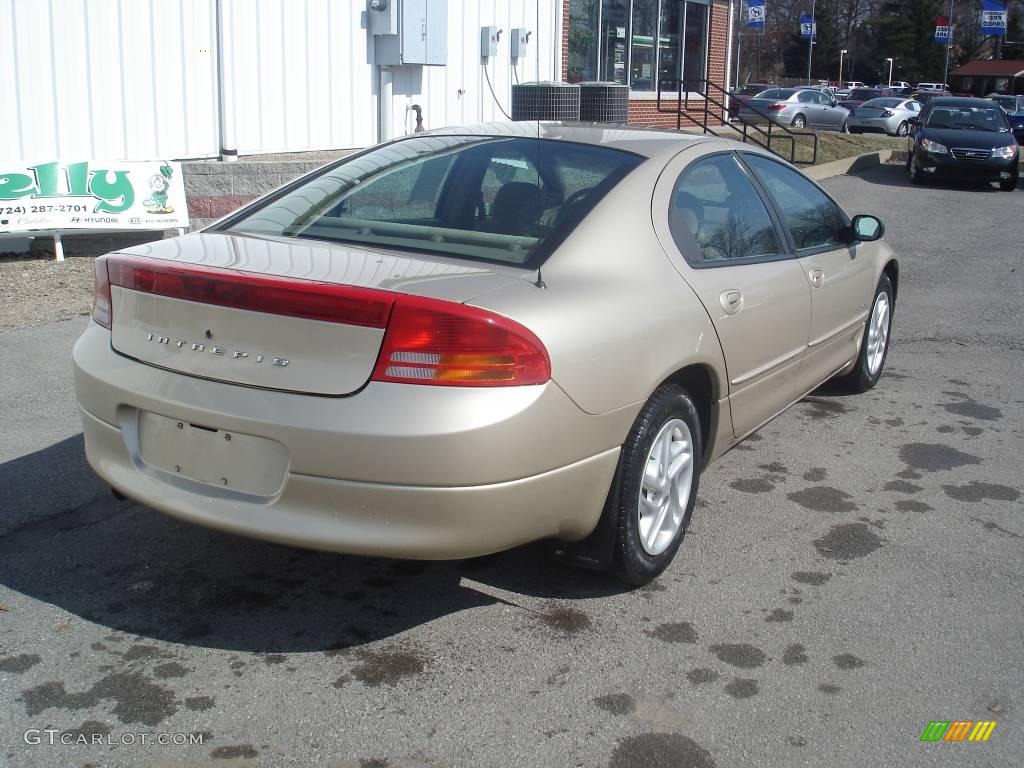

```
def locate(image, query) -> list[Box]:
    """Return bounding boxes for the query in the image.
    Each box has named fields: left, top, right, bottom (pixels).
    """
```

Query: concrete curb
left=805, top=149, right=894, bottom=181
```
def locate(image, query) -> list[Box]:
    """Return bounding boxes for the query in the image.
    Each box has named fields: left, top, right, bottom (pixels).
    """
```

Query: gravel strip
left=0, top=256, right=96, bottom=331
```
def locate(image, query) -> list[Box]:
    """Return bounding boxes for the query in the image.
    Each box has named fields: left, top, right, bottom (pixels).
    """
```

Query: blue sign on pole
left=747, top=0, right=766, bottom=30
left=934, top=17, right=951, bottom=44
left=981, top=0, right=1007, bottom=37
left=799, top=14, right=816, bottom=40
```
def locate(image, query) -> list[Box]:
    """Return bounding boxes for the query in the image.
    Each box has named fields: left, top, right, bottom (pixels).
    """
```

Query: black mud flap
left=542, top=463, right=621, bottom=571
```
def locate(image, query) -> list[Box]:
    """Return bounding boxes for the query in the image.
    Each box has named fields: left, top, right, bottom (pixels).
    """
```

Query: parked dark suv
left=906, top=97, right=1019, bottom=191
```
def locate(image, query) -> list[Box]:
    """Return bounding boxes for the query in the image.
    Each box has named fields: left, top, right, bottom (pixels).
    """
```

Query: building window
left=569, top=0, right=710, bottom=93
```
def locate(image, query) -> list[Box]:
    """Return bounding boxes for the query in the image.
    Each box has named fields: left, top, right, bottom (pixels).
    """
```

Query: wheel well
left=661, top=365, right=717, bottom=464
left=883, top=259, right=899, bottom=301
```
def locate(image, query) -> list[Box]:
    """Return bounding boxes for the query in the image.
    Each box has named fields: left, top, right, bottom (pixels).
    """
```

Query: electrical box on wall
left=510, top=28, right=529, bottom=61
left=481, top=26, right=499, bottom=60
left=370, top=0, right=448, bottom=66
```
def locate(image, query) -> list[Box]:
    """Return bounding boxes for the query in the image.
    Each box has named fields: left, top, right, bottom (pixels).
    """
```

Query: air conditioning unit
left=578, top=82, right=630, bottom=123
left=511, top=82, right=581, bottom=121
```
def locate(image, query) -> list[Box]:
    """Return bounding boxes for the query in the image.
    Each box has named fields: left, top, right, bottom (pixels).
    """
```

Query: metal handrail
left=655, top=78, right=819, bottom=165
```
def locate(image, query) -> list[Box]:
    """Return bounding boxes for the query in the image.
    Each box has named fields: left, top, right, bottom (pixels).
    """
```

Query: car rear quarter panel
left=469, top=147, right=729, bottom=423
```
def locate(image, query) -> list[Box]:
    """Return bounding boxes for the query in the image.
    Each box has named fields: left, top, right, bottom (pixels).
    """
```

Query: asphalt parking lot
left=1, top=163, right=1022, bottom=768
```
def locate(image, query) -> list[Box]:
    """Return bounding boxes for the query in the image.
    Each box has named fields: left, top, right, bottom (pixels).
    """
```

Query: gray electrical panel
left=370, top=0, right=448, bottom=66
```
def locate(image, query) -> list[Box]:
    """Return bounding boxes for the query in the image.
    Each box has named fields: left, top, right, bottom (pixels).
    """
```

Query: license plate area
left=137, top=411, right=289, bottom=497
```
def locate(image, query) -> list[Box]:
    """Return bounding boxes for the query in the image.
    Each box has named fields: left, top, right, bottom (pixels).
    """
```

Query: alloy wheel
left=866, top=292, right=890, bottom=375
left=638, top=418, right=694, bottom=556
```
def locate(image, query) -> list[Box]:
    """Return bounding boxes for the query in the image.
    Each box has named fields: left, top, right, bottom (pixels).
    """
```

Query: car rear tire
left=896, top=121, right=909, bottom=137
left=791, top=115, right=807, bottom=129
left=833, top=274, right=894, bottom=393
left=610, top=384, right=702, bottom=587
left=1000, top=175, right=1018, bottom=191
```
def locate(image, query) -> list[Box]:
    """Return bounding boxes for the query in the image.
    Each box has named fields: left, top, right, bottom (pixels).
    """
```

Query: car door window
left=798, top=92, right=815, bottom=104
left=742, top=155, right=848, bottom=251
left=669, top=154, right=782, bottom=265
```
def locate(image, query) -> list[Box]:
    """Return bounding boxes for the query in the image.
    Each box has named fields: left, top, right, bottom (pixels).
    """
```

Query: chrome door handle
left=720, top=290, right=744, bottom=315
left=808, top=268, right=824, bottom=288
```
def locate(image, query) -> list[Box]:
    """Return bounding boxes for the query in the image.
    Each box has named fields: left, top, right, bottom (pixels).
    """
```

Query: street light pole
left=942, top=0, right=955, bottom=89
left=839, top=49, right=847, bottom=85
left=807, top=0, right=816, bottom=85
left=885, top=57, right=894, bottom=87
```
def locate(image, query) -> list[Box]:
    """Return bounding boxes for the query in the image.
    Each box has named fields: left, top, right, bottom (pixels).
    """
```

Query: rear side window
left=224, top=136, right=642, bottom=268
left=669, top=154, right=781, bottom=265
left=743, top=155, right=848, bottom=251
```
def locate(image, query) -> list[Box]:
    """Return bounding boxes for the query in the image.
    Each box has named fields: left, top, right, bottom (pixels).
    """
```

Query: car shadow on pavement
left=853, top=162, right=1007, bottom=192
left=0, top=437, right=626, bottom=654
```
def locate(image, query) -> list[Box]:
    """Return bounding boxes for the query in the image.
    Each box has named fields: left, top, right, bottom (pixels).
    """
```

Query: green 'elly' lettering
left=0, top=173, right=36, bottom=199
left=89, top=170, right=134, bottom=213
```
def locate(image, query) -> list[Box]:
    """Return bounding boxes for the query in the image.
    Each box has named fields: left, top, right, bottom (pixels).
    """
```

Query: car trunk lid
left=106, top=232, right=525, bottom=396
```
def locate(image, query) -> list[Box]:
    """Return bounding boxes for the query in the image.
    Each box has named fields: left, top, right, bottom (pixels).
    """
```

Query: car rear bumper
left=847, top=117, right=900, bottom=134
left=73, top=322, right=626, bottom=558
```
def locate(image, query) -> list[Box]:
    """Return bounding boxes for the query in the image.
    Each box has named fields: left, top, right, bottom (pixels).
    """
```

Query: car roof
left=928, top=96, right=1002, bottom=108
left=421, top=121, right=716, bottom=160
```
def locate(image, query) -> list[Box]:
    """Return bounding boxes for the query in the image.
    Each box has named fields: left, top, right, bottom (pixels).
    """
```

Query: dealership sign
left=746, top=0, right=765, bottom=30
left=0, top=160, right=189, bottom=233
left=981, top=0, right=1007, bottom=37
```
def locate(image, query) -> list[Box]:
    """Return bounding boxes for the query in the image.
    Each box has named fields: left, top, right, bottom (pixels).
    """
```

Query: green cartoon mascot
left=144, top=163, right=175, bottom=214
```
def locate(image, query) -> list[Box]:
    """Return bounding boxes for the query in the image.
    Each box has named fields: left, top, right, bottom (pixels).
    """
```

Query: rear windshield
left=222, top=136, right=643, bottom=268
left=862, top=98, right=902, bottom=108
left=990, top=96, right=1019, bottom=111
left=849, top=89, right=882, bottom=100
left=756, top=89, right=795, bottom=99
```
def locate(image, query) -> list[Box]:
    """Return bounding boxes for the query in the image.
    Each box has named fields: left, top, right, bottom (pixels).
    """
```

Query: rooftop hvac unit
left=511, top=82, right=581, bottom=122
left=578, top=82, right=630, bottom=123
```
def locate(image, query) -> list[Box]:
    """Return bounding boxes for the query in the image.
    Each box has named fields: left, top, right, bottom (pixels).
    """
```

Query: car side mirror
left=908, top=116, right=920, bottom=126
left=850, top=214, right=884, bottom=242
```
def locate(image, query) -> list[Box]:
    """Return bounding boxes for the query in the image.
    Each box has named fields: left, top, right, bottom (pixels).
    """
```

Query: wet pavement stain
left=943, top=400, right=1003, bottom=421
left=646, top=622, right=698, bottom=644
left=803, top=468, right=827, bottom=482
left=184, top=696, right=215, bottom=711
left=787, top=486, right=858, bottom=513
left=539, top=606, right=592, bottom=635
left=972, top=518, right=1022, bottom=539
left=686, top=668, right=720, bottom=685
left=62, top=720, right=112, bottom=740
left=896, top=468, right=923, bottom=480
left=818, top=684, right=841, bottom=695
left=350, top=648, right=427, bottom=687
left=759, top=462, right=789, bottom=475
left=261, top=654, right=287, bottom=665
left=152, top=662, right=189, bottom=679
left=803, top=400, right=850, bottom=419
left=884, top=417, right=905, bottom=427
left=211, top=745, right=259, bottom=759
left=782, top=644, right=808, bottom=665
left=359, top=759, right=389, bottom=768
left=0, top=654, right=42, bottom=673
left=791, top=572, right=831, bottom=586
left=708, top=643, right=767, bottom=669
left=19, top=671, right=177, bottom=726
left=833, top=654, right=866, bottom=670
left=962, top=426, right=984, bottom=436
left=594, top=693, right=636, bottom=715
left=765, top=608, right=794, bottom=623
left=942, top=482, right=1020, bottom=503
left=884, top=480, right=923, bottom=494
left=899, top=443, right=981, bottom=472
left=895, top=500, right=933, bottom=512
left=788, top=736, right=808, bottom=747
left=730, top=479, right=774, bottom=493
left=609, top=733, right=716, bottom=768
left=724, top=678, right=759, bottom=699
left=814, top=523, right=883, bottom=560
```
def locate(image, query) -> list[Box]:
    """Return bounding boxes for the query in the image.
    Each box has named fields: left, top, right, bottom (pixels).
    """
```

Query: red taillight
left=371, top=295, right=550, bottom=387
left=882, top=109, right=894, bottom=117
left=766, top=104, right=786, bottom=112
left=103, top=254, right=395, bottom=327
left=92, top=256, right=112, bottom=329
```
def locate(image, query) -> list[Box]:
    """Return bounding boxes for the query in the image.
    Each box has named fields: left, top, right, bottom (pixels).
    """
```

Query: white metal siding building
left=1, top=0, right=562, bottom=161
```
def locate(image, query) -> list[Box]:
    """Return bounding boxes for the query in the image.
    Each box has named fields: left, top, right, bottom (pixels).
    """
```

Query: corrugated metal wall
left=0, top=0, right=560, bottom=161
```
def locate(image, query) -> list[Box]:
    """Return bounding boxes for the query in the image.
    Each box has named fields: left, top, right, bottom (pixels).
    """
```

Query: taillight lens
left=766, top=104, right=786, bottom=112
left=92, top=256, right=112, bottom=329
left=372, top=296, right=550, bottom=387
left=882, top=109, right=894, bottom=117
left=101, top=254, right=395, bottom=327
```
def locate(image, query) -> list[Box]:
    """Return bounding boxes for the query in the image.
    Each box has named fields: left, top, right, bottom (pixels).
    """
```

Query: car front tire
left=908, top=153, right=925, bottom=185
left=834, top=274, right=894, bottom=393
left=999, top=175, right=1018, bottom=191
left=610, top=384, right=702, bottom=587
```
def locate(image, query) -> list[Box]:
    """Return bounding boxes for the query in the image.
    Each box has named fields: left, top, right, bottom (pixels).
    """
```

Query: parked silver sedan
left=737, top=88, right=850, bottom=131
left=846, top=97, right=922, bottom=136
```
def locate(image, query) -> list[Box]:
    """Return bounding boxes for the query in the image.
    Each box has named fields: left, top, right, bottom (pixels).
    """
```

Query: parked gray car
left=737, top=88, right=850, bottom=131
left=846, top=97, right=922, bottom=136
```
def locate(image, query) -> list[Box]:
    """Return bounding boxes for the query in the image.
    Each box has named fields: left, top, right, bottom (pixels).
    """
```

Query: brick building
left=561, top=0, right=733, bottom=128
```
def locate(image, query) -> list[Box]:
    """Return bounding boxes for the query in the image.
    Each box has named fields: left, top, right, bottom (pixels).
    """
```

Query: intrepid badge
left=145, top=333, right=289, bottom=367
